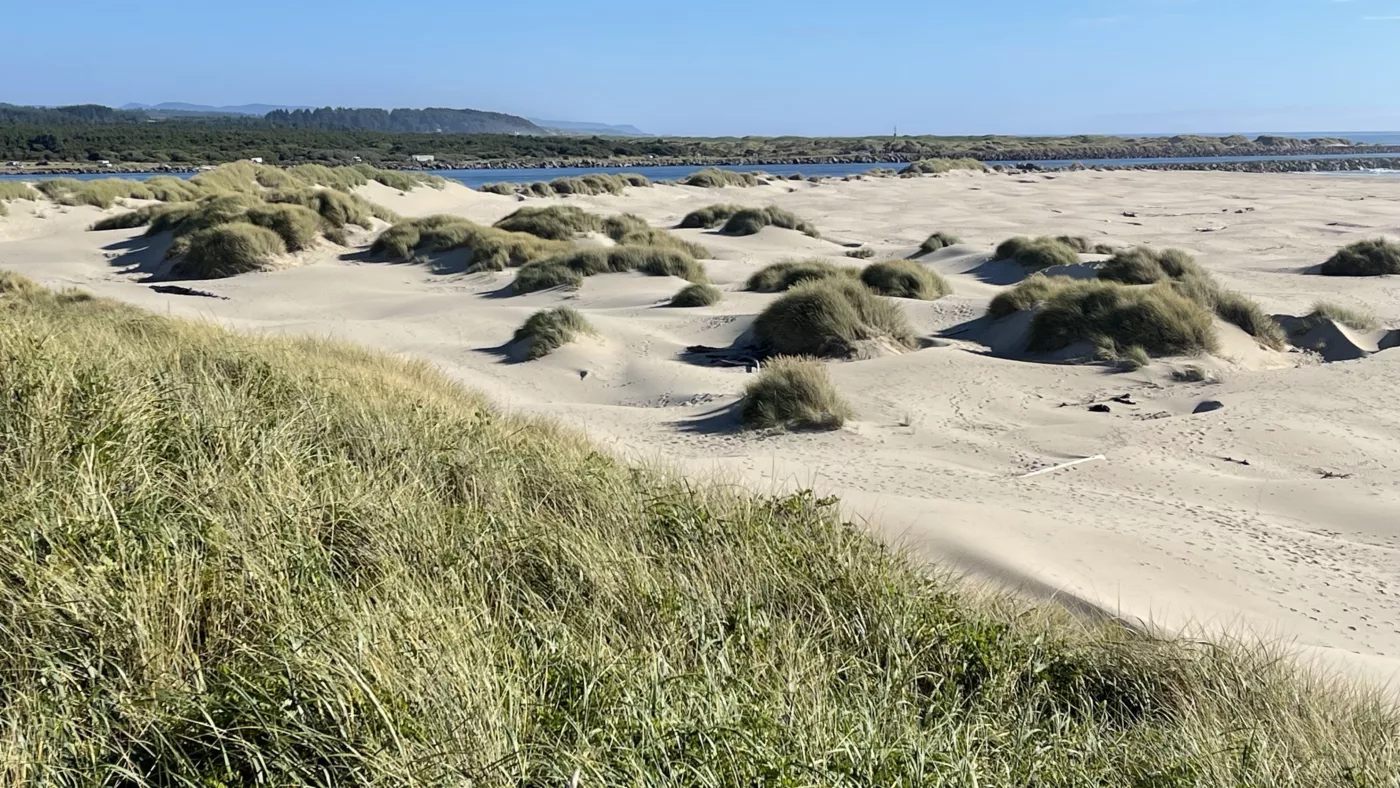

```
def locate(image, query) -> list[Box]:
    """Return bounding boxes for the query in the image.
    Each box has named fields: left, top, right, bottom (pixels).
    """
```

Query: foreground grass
left=0, top=281, right=1395, bottom=784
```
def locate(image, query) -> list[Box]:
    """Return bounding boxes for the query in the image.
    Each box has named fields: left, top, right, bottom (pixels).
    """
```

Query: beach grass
left=681, top=168, right=760, bottom=188
left=169, top=221, right=287, bottom=279
left=720, top=206, right=819, bottom=238
left=1320, top=238, right=1400, bottom=276
left=898, top=157, right=988, bottom=175
left=919, top=231, right=961, bottom=254
left=669, top=282, right=722, bottom=307
left=742, top=356, right=852, bottom=430
left=512, top=306, right=593, bottom=359
left=860, top=259, right=952, bottom=300
left=754, top=278, right=917, bottom=358
left=678, top=204, right=743, bottom=229
left=0, top=280, right=1394, bottom=784
left=995, top=236, right=1081, bottom=269
left=746, top=260, right=859, bottom=293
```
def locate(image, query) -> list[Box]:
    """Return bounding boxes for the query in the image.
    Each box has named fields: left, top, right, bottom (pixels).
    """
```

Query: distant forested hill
left=0, top=104, right=149, bottom=125
left=264, top=107, right=543, bottom=135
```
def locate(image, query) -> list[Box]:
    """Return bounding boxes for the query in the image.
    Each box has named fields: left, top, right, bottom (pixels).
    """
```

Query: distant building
left=249, top=157, right=264, bottom=164
left=99, top=160, right=112, bottom=167
left=4, top=161, right=21, bottom=167
left=410, top=154, right=435, bottom=164
left=352, top=156, right=363, bottom=162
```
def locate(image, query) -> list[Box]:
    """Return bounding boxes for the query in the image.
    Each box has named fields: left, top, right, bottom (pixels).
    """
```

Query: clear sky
left=5, top=0, right=1398, bottom=136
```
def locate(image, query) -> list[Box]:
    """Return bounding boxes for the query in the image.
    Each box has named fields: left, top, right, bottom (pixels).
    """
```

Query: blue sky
left=5, top=0, right=1398, bottom=136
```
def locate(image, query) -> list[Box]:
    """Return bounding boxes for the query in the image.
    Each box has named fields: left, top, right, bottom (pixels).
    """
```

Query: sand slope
left=4, top=169, right=1400, bottom=687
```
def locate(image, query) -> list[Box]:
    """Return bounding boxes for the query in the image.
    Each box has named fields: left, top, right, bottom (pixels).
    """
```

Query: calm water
left=4, top=151, right=1400, bottom=187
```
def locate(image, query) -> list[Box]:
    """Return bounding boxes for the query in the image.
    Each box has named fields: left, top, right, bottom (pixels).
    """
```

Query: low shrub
left=898, top=158, right=988, bottom=175
left=170, top=222, right=287, bottom=279
left=747, top=260, right=858, bottom=292
left=670, top=283, right=722, bottom=307
left=682, top=168, right=760, bottom=188
left=721, top=207, right=819, bottom=238
left=512, top=307, right=593, bottom=359
left=679, top=204, right=744, bottom=229
left=1320, top=238, right=1400, bottom=276
left=919, top=232, right=961, bottom=254
left=861, top=260, right=951, bottom=300
left=754, top=278, right=916, bottom=358
left=742, top=357, right=852, bottom=431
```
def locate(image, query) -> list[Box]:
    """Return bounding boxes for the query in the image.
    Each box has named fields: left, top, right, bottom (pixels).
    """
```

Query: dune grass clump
left=267, top=187, right=393, bottom=227
left=512, top=306, right=593, bottom=359
left=860, top=259, right=951, bottom=300
left=494, top=205, right=602, bottom=240
left=35, top=177, right=157, bottom=209
left=1320, top=238, right=1400, bottom=276
left=1055, top=235, right=1116, bottom=255
left=742, top=356, right=852, bottom=431
left=995, top=236, right=1080, bottom=269
left=514, top=246, right=709, bottom=293
left=526, top=181, right=555, bottom=198
left=679, top=204, right=744, bottom=229
left=352, top=163, right=447, bottom=191
left=754, top=278, right=916, bottom=358
left=682, top=168, right=760, bottom=188
left=919, top=231, right=961, bottom=254
left=1098, top=246, right=1285, bottom=350
left=546, top=173, right=631, bottom=196
left=845, top=247, right=876, bottom=259
left=188, top=161, right=265, bottom=193
left=0, top=182, right=38, bottom=215
left=372, top=215, right=568, bottom=271
left=670, top=282, right=722, bottom=307
left=245, top=203, right=324, bottom=251
left=620, top=173, right=652, bottom=187
left=0, top=286, right=1396, bottom=783
left=721, top=206, right=820, bottom=238
left=601, top=213, right=709, bottom=258
left=1298, top=301, right=1381, bottom=332
left=746, top=260, right=858, bottom=293
left=142, top=175, right=202, bottom=202
left=988, top=274, right=1065, bottom=319
left=898, top=158, right=988, bottom=176
left=1007, top=278, right=1219, bottom=356
left=478, top=182, right=519, bottom=195
left=170, top=221, right=287, bottom=279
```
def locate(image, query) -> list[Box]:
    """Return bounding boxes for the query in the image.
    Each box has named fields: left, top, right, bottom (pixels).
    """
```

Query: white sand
left=5, top=169, right=1400, bottom=687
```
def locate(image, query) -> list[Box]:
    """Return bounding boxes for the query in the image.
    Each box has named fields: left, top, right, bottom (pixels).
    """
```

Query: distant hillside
left=531, top=118, right=652, bottom=137
left=265, top=107, right=543, bottom=135
left=0, top=103, right=147, bottom=125
left=121, top=102, right=311, bottom=116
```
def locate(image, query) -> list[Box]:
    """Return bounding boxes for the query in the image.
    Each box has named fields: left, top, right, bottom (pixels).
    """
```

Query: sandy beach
left=5, top=168, right=1399, bottom=687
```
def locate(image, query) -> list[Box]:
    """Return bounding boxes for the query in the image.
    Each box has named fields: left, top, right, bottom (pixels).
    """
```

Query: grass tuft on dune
left=754, top=278, right=917, bottom=359
left=742, top=356, right=851, bottom=431
left=512, top=306, right=593, bottom=359
left=995, top=236, right=1082, bottom=270
left=0, top=278, right=1394, bottom=783
left=898, top=158, right=988, bottom=175
left=669, top=282, right=722, bottom=307
left=861, top=259, right=952, bottom=300
left=1320, top=238, right=1400, bottom=276
left=747, top=260, right=858, bottom=293
left=720, top=206, right=819, bottom=238
left=681, top=168, right=760, bottom=188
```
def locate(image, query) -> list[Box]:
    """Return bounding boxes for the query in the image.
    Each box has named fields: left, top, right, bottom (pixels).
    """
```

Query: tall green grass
left=0, top=281, right=1393, bottom=784
left=0, top=182, right=37, bottom=216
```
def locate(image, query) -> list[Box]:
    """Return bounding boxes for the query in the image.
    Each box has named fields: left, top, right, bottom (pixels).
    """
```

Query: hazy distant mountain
left=531, top=118, right=652, bottom=137
left=121, top=102, right=311, bottom=116
left=266, top=107, right=543, bottom=135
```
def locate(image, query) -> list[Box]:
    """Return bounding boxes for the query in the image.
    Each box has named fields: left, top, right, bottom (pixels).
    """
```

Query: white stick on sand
left=1018, top=455, right=1107, bottom=478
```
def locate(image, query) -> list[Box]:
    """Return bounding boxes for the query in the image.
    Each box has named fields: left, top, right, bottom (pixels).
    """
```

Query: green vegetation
left=1320, top=238, right=1400, bottom=276
left=0, top=280, right=1394, bottom=783
left=898, top=158, right=988, bottom=175
left=495, top=205, right=601, bottom=240
left=1172, top=364, right=1216, bottom=383
left=371, top=215, right=568, bottom=271
left=682, top=168, right=760, bottom=188
left=0, top=181, right=37, bottom=215
left=514, top=246, right=708, bottom=294
left=721, top=206, right=819, bottom=237
left=33, top=177, right=160, bottom=209
left=1299, top=301, right=1381, bottom=332
left=267, top=187, right=394, bottom=228
left=754, top=278, right=917, bottom=359
left=860, top=259, right=952, bottom=300
left=1055, top=235, right=1116, bottom=255
left=746, top=260, right=858, bottom=292
left=845, top=247, right=876, bottom=259
left=919, top=231, right=961, bottom=254
left=245, top=203, right=324, bottom=251
left=742, top=356, right=852, bottom=431
left=995, top=236, right=1081, bottom=269
left=669, top=282, right=722, bottom=307
left=512, top=306, right=593, bottom=359
left=170, top=222, right=287, bottom=279
left=549, top=173, right=636, bottom=196
left=477, top=182, right=519, bottom=195
left=991, top=277, right=1219, bottom=357
left=678, top=204, right=743, bottom=229
left=1098, top=246, right=1285, bottom=350
left=600, top=213, right=709, bottom=258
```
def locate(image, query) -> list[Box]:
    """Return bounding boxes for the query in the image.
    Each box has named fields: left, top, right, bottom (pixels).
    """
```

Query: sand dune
left=4, top=168, right=1400, bottom=687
